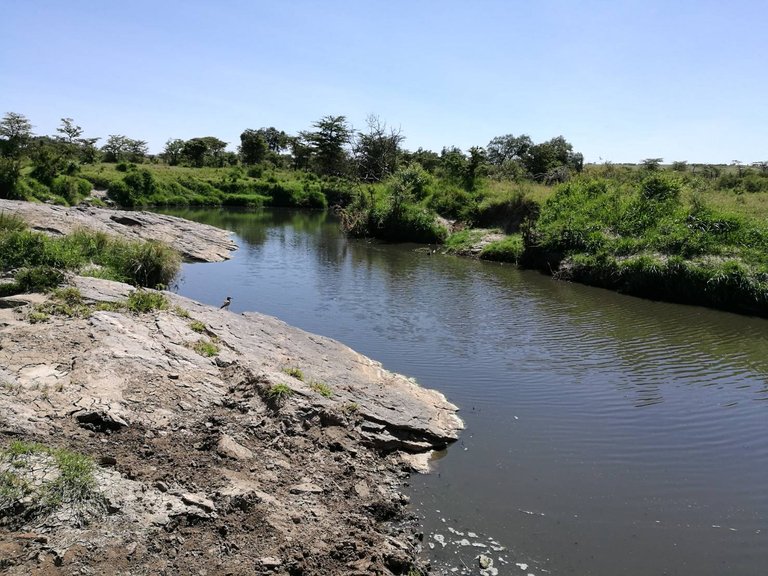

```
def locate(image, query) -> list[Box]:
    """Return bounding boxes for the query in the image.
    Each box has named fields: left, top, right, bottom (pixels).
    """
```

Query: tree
left=102, top=135, right=148, bottom=163
left=485, top=134, right=532, bottom=165
left=56, top=117, right=83, bottom=144
left=0, top=112, right=33, bottom=158
left=354, top=115, right=404, bottom=182
left=641, top=158, right=663, bottom=171
left=525, top=136, right=582, bottom=181
left=181, top=137, right=228, bottom=167
left=402, top=147, right=440, bottom=173
left=303, top=115, right=353, bottom=176
left=29, top=136, right=68, bottom=184
left=238, top=129, right=268, bottom=165
left=289, top=137, right=312, bottom=171
left=161, top=139, right=185, bottom=166
left=259, top=127, right=289, bottom=153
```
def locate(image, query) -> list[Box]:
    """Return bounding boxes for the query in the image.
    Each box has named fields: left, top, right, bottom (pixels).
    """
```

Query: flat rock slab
left=0, top=199, right=236, bottom=262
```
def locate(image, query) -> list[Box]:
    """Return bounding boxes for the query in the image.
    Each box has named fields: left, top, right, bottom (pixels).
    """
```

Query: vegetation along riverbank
left=2, top=111, right=768, bottom=316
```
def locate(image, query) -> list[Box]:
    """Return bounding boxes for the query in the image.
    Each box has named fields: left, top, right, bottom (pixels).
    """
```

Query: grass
left=0, top=441, right=103, bottom=527
left=341, top=401, right=359, bottom=414
left=282, top=366, right=304, bottom=381
left=265, top=382, right=294, bottom=406
left=125, top=289, right=169, bottom=313
left=192, top=338, right=220, bottom=357
left=527, top=174, right=768, bottom=314
left=31, top=286, right=91, bottom=320
left=0, top=225, right=181, bottom=291
left=77, top=163, right=328, bottom=210
left=173, top=305, right=191, bottom=318
left=309, top=381, right=333, bottom=398
left=189, top=320, right=206, bottom=333
left=479, top=234, right=524, bottom=262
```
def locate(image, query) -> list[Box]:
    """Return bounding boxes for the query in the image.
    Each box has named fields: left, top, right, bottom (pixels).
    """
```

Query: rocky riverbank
left=0, top=205, right=463, bottom=575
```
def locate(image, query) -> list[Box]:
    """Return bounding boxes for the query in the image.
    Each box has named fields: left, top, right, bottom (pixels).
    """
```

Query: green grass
left=173, top=305, right=191, bottom=318
left=0, top=226, right=181, bottom=290
left=341, top=401, right=359, bottom=414
left=480, top=234, right=524, bottom=262
left=527, top=174, right=768, bottom=314
left=309, top=381, right=333, bottom=398
left=192, top=338, right=220, bottom=357
left=78, top=163, right=328, bottom=209
left=31, top=286, right=91, bottom=319
left=189, top=320, right=206, bottom=333
left=0, top=441, right=103, bottom=526
left=282, top=366, right=304, bottom=381
left=265, top=382, right=294, bottom=405
left=125, top=289, right=169, bottom=313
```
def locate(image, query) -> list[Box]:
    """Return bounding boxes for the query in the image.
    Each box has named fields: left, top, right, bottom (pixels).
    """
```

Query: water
left=163, top=208, right=768, bottom=575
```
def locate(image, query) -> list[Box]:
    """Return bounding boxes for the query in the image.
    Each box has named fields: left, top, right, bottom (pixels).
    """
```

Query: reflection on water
left=163, top=208, right=768, bottom=576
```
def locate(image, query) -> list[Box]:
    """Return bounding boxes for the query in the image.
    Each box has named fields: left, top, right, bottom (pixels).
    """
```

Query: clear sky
left=2, top=0, right=766, bottom=163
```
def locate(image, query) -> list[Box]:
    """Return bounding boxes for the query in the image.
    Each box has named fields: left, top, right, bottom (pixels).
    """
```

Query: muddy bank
left=0, top=276, right=462, bottom=575
left=0, top=199, right=236, bottom=263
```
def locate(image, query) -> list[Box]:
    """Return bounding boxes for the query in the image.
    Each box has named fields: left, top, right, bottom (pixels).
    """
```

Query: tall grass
left=0, top=225, right=181, bottom=292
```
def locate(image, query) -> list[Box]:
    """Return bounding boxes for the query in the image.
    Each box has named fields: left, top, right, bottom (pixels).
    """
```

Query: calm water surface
left=164, top=208, right=768, bottom=576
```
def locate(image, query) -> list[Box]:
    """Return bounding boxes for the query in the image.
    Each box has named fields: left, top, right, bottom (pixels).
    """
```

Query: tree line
left=0, top=111, right=589, bottom=198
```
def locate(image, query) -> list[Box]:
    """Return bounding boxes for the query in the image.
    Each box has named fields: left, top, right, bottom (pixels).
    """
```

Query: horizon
left=2, top=0, right=766, bottom=164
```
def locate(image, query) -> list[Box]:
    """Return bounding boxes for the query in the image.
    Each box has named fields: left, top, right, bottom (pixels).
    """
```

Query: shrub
left=125, top=290, right=169, bottom=313
left=14, top=266, right=65, bottom=293
left=50, top=176, right=92, bottom=205
left=105, top=239, right=181, bottom=288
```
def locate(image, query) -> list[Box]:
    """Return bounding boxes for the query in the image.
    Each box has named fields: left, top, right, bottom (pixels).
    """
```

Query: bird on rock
left=220, top=296, right=232, bottom=310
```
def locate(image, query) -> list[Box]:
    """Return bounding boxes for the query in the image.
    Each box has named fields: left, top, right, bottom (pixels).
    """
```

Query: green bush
left=14, top=266, right=65, bottom=292
left=50, top=175, right=92, bottom=205
left=125, top=289, right=169, bottom=313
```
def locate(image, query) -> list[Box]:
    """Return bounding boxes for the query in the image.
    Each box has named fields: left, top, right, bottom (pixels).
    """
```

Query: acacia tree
left=0, top=112, right=33, bottom=158
left=354, top=115, right=404, bottom=182
left=102, top=135, right=148, bottom=163
left=302, top=115, right=353, bottom=176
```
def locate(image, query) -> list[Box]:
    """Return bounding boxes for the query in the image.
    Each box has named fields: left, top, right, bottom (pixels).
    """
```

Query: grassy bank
left=8, top=162, right=353, bottom=211
left=523, top=174, right=768, bottom=314
left=0, top=213, right=180, bottom=296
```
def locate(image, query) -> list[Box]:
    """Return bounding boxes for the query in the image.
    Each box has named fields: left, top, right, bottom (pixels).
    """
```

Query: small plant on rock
left=192, top=338, right=220, bottom=357
left=189, top=320, right=206, bottom=333
left=125, top=289, right=169, bottom=313
left=282, top=366, right=304, bottom=381
left=265, top=383, right=294, bottom=407
left=310, top=381, right=333, bottom=398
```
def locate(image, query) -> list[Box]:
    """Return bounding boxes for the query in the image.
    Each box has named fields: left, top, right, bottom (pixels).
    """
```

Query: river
left=162, top=208, right=768, bottom=576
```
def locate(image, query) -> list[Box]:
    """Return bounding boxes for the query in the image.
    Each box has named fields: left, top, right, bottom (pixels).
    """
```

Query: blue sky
left=2, top=0, right=766, bottom=163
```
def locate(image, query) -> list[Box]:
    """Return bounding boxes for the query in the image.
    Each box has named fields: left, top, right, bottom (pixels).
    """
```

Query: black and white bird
left=220, top=296, right=232, bottom=310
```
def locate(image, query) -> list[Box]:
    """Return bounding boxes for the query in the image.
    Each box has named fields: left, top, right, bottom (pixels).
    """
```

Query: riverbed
left=164, top=208, right=768, bottom=576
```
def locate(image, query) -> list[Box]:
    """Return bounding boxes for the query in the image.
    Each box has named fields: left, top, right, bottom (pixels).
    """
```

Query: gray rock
left=181, top=493, right=216, bottom=512
left=289, top=482, right=324, bottom=495
left=217, top=434, right=254, bottom=460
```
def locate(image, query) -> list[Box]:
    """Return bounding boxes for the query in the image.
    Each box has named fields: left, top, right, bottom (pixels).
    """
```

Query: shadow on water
left=160, top=207, right=768, bottom=576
